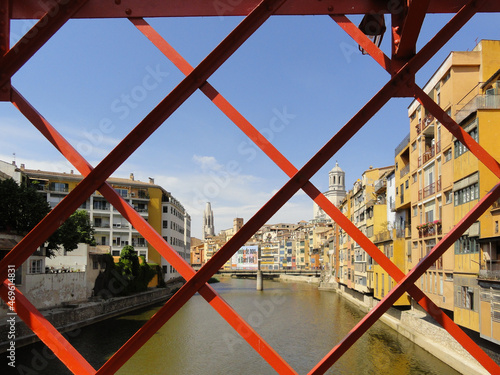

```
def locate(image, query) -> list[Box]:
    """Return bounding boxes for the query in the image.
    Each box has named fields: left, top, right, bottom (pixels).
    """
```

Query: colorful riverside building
left=408, top=40, right=500, bottom=344
left=21, top=167, right=191, bottom=282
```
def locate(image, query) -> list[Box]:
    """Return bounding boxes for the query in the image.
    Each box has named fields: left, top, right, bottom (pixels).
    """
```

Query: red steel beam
left=10, top=0, right=500, bottom=19
left=133, top=15, right=500, bottom=374
left=395, top=0, right=431, bottom=59
left=0, top=280, right=96, bottom=374
left=99, top=2, right=489, bottom=372
left=99, top=50, right=410, bottom=375
left=0, top=0, right=288, bottom=283
left=0, top=0, right=10, bottom=101
left=11, top=86, right=298, bottom=375
left=0, top=0, right=90, bottom=89
left=310, top=183, right=500, bottom=374
left=331, top=14, right=392, bottom=73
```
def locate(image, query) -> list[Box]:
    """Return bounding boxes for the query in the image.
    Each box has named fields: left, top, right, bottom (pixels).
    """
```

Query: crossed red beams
left=0, top=0, right=499, bottom=373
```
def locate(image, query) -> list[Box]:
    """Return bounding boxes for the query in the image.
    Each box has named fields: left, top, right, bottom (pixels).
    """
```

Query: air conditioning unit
left=131, top=193, right=135, bottom=197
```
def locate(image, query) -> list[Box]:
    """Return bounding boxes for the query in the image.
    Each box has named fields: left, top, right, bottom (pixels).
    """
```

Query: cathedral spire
left=203, top=202, right=215, bottom=240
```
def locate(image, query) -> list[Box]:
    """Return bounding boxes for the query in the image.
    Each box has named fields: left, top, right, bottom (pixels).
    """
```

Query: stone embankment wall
left=0, top=283, right=182, bottom=353
left=279, top=274, right=321, bottom=285
left=318, top=279, right=490, bottom=375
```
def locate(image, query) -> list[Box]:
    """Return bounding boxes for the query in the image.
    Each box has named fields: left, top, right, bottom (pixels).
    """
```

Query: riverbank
left=312, top=276, right=491, bottom=375
left=0, top=280, right=184, bottom=353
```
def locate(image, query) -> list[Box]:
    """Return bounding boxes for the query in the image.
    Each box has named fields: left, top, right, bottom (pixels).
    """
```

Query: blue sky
left=1, top=13, right=499, bottom=238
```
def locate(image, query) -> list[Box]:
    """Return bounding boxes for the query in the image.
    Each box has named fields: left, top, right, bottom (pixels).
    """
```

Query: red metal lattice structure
left=1, top=0, right=500, bottom=373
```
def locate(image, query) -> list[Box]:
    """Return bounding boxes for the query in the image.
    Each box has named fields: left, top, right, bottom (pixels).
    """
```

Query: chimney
left=12, top=161, right=16, bottom=166
left=149, top=177, right=154, bottom=184
left=20, top=164, right=25, bottom=170
left=130, top=173, right=134, bottom=181
left=70, top=170, right=74, bottom=174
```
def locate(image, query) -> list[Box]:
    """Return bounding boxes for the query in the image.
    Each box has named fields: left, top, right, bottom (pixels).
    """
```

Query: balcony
left=417, top=221, right=442, bottom=238
left=373, top=230, right=392, bottom=243
left=418, top=141, right=440, bottom=167
left=395, top=133, right=410, bottom=156
left=491, top=199, right=500, bottom=212
left=455, top=94, right=500, bottom=124
left=419, top=176, right=441, bottom=200
left=400, top=163, right=410, bottom=178
left=416, top=114, right=435, bottom=135
left=396, top=225, right=411, bottom=238
left=374, top=179, right=386, bottom=193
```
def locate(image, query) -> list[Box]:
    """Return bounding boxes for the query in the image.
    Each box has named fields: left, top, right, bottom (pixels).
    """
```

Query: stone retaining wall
left=0, top=284, right=182, bottom=353
left=317, top=278, right=489, bottom=375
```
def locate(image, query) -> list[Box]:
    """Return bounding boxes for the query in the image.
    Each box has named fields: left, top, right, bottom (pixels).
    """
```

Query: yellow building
left=407, top=45, right=481, bottom=312
left=451, top=40, right=500, bottom=339
left=23, top=168, right=191, bottom=282
left=408, top=40, right=500, bottom=343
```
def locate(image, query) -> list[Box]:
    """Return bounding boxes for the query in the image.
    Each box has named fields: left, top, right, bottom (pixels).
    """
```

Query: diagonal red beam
left=0, top=0, right=289, bottom=283
left=99, top=48, right=412, bottom=374
left=330, top=14, right=392, bottom=72
left=0, top=0, right=90, bottom=89
left=130, top=20, right=496, bottom=371
left=310, top=183, right=500, bottom=375
left=0, top=280, right=96, bottom=374
left=11, top=86, right=298, bottom=374
left=103, top=3, right=490, bottom=372
left=395, top=0, right=431, bottom=59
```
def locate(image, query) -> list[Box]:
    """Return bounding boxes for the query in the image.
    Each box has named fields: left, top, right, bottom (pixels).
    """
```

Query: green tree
left=0, top=178, right=50, bottom=233
left=0, top=178, right=95, bottom=257
left=46, top=210, right=96, bottom=257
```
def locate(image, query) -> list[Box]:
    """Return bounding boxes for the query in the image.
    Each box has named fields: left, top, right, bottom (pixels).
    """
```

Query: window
left=454, top=236, right=479, bottom=254
left=412, top=173, right=417, bottom=183
left=454, top=126, right=479, bottom=158
left=445, top=190, right=452, bottom=204
left=29, top=259, right=43, bottom=274
left=163, top=220, right=168, bottom=228
left=461, top=286, right=474, bottom=310
left=445, top=148, right=452, bottom=162
left=454, top=183, right=479, bottom=206
left=405, top=180, right=409, bottom=189
left=411, top=141, right=417, bottom=152
left=442, top=70, right=451, bottom=84
left=115, top=188, right=128, bottom=198
left=412, top=205, right=418, bottom=217
left=163, top=206, right=168, bottom=213
left=51, top=182, right=69, bottom=192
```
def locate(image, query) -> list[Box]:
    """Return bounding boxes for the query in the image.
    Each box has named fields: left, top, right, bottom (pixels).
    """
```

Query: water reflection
left=12, top=278, right=460, bottom=375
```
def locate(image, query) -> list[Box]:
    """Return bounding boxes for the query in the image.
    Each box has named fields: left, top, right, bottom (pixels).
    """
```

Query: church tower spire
left=203, top=202, right=215, bottom=240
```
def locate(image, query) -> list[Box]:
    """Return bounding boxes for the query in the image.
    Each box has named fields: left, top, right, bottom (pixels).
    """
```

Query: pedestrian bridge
left=217, top=269, right=321, bottom=279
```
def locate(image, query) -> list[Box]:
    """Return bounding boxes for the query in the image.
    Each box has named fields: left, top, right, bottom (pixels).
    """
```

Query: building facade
left=21, top=167, right=190, bottom=281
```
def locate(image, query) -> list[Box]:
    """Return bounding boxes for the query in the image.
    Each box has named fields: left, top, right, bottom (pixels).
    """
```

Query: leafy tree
left=0, top=178, right=95, bottom=257
left=0, top=178, right=50, bottom=233
left=46, top=210, right=96, bottom=257
left=93, top=246, right=157, bottom=297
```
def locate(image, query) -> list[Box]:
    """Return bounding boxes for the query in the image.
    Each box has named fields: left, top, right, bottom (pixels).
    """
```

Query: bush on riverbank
left=93, top=247, right=157, bottom=298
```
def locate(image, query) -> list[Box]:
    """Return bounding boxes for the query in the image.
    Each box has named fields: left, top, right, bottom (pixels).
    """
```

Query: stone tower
left=313, top=162, right=347, bottom=221
left=203, top=202, right=215, bottom=240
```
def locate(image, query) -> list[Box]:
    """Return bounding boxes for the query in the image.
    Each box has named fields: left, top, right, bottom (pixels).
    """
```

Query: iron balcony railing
left=400, top=163, right=410, bottom=178
left=456, top=94, right=500, bottom=124
left=394, top=132, right=410, bottom=156
left=418, top=176, right=442, bottom=200
left=418, top=140, right=441, bottom=167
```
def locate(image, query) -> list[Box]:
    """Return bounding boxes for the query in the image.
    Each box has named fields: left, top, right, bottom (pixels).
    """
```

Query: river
left=12, top=277, right=460, bottom=374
